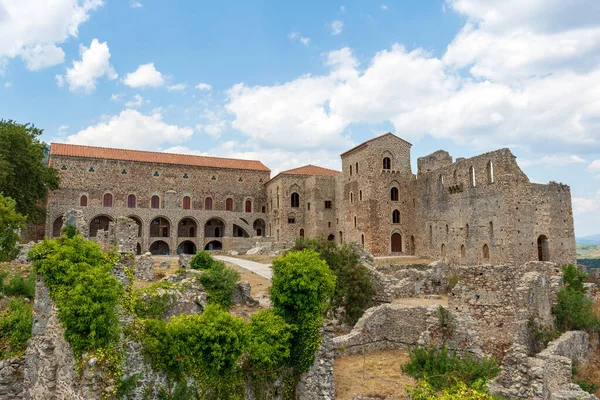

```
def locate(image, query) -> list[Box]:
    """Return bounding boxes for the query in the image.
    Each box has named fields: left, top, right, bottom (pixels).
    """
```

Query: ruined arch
left=150, top=240, right=170, bottom=256
left=150, top=216, right=171, bottom=238
left=177, top=240, right=197, bottom=255
left=52, top=216, right=64, bottom=237
left=233, top=224, right=249, bottom=238
left=127, top=215, right=143, bottom=237
left=178, top=217, right=198, bottom=237
left=327, top=234, right=335, bottom=241
left=537, top=235, right=549, bottom=261
left=89, top=215, right=113, bottom=237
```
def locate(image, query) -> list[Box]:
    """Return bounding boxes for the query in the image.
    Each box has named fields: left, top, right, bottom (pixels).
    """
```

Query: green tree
left=0, top=194, right=26, bottom=261
left=0, top=120, right=59, bottom=222
left=553, top=265, right=599, bottom=332
left=199, top=261, right=240, bottom=309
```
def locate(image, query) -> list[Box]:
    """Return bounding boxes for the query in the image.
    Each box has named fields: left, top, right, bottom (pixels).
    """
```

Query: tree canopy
left=0, top=194, right=26, bottom=261
left=0, top=120, right=59, bottom=222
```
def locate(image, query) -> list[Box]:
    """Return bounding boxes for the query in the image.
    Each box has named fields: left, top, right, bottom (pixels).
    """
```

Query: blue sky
left=1, top=0, right=600, bottom=236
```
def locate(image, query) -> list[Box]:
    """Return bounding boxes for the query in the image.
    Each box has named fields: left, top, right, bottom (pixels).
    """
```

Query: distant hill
left=576, top=234, right=600, bottom=244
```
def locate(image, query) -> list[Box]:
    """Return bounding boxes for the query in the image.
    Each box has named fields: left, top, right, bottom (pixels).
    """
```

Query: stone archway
left=204, top=240, right=222, bottom=251
left=89, top=215, right=113, bottom=237
left=177, top=240, right=197, bottom=255
left=391, top=232, right=402, bottom=253
left=233, top=224, right=249, bottom=238
left=150, top=217, right=171, bottom=238
left=150, top=240, right=170, bottom=255
left=52, top=216, right=64, bottom=237
left=205, top=218, right=225, bottom=238
left=178, top=218, right=198, bottom=237
left=253, top=219, right=266, bottom=237
left=128, top=215, right=143, bottom=237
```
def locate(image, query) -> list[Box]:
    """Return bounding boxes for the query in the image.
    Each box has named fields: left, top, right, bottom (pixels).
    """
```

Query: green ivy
left=246, top=309, right=293, bottom=373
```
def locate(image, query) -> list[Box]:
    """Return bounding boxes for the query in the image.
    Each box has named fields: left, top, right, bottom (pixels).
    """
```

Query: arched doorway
left=233, top=224, right=249, bottom=238
left=299, top=228, right=305, bottom=237
left=483, top=244, right=490, bottom=260
left=136, top=243, right=142, bottom=255
left=128, top=216, right=143, bottom=237
left=205, top=218, right=225, bottom=238
left=150, top=217, right=170, bottom=237
left=327, top=234, right=335, bottom=241
left=178, top=218, right=198, bottom=237
left=410, top=236, right=415, bottom=255
left=537, top=235, right=549, bottom=261
left=52, top=216, right=64, bottom=237
left=150, top=240, right=170, bottom=255
left=89, top=215, right=113, bottom=237
left=204, top=240, right=222, bottom=251
left=177, top=241, right=197, bottom=255
left=441, top=243, right=446, bottom=258
left=391, top=232, right=402, bottom=253
left=253, top=219, right=266, bottom=237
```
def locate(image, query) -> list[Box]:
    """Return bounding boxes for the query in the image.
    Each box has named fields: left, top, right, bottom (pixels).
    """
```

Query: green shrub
left=291, top=238, right=370, bottom=325
left=402, top=345, right=499, bottom=391
left=3, top=273, right=36, bottom=298
left=199, top=261, right=240, bottom=309
left=0, top=194, right=26, bottom=262
left=28, top=234, right=123, bottom=356
left=131, top=282, right=173, bottom=319
left=576, top=379, right=599, bottom=394
left=553, top=265, right=599, bottom=332
left=271, top=249, right=336, bottom=372
left=408, top=379, right=497, bottom=400
left=0, top=298, right=33, bottom=358
left=190, top=251, right=215, bottom=270
left=246, top=309, right=293, bottom=373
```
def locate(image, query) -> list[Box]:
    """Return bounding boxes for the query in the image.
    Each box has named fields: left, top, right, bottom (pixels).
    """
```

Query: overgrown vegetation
left=0, top=194, right=26, bottom=262
left=190, top=251, right=216, bottom=270
left=199, top=261, right=240, bottom=309
left=0, top=269, right=35, bottom=298
left=0, top=298, right=33, bottom=358
left=131, top=282, right=173, bottom=319
left=402, top=345, right=499, bottom=392
left=407, top=379, right=498, bottom=400
left=526, top=316, right=560, bottom=355
left=28, top=232, right=123, bottom=356
left=553, top=265, right=599, bottom=332
left=291, top=237, right=371, bottom=325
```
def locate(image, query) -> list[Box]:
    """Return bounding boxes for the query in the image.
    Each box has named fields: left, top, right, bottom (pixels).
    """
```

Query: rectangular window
left=288, top=218, right=295, bottom=224
left=325, top=200, right=332, bottom=209
left=308, top=202, right=311, bottom=210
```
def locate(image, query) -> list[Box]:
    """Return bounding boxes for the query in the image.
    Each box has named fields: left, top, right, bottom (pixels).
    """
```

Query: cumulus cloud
left=331, top=20, right=343, bottom=35
left=0, top=0, right=103, bottom=70
left=588, top=160, right=600, bottom=178
left=64, top=109, right=193, bottom=150
left=573, top=190, right=600, bottom=235
left=195, top=82, right=212, bottom=91
left=289, top=31, right=310, bottom=46
left=517, top=155, right=587, bottom=168
left=56, top=39, right=117, bottom=94
left=124, top=94, right=148, bottom=108
left=130, top=1, right=142, bottom=8
left=166, top=83, right=186, bottom=91
left=123, top=63, right=164, bottom=88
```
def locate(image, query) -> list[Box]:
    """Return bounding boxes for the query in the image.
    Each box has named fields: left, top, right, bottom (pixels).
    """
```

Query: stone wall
left=0, top=357, right=25, bottom=400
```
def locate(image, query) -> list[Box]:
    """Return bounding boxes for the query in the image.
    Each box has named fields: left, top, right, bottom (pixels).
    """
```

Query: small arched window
left=183, top=196, right=191, bottom=210
left=291, top=192, right=300, bottom=208
left=441, top=244, right=446, bottom=258
left=361, top=234, right=365, bottom=246
left=355, top=162, right=358, bottom=174
left=383, top=157, right=391, bottom=170
left=261, top=205, right=266, bottom=213
left=205, top=197, right=213, bottom=210
left=470, top=166, right=476, bottom=187
left=350, top=165, right=353, bottom=176
left=151, top=195, right=160, bottom=209
left=299, top=228, right=305, bottom=237
left=359, top=190, right=363, bottom=201
left=127, top=194, right=136, bottom=208
left=103, top=193, right=113, bottom=208
left=390, top=187, right=399, bottom=201
left=226, top=198, right=233, bottom=211
left=354, top=216, right=357, bottom=228
left=80, top=195, right=88, bottom=207
left=392, top=210, right=400, bottom=224
left=489, top=221, right=494, bottom=236
left=461, top=244, right=466, bottom=258
left=487, top=161, right=494, bottom=184
left=350, top=192, right=354, bottom=203
left=483, top=244, right=490, bottom=259
left=245, top=199, right=252, bottom=213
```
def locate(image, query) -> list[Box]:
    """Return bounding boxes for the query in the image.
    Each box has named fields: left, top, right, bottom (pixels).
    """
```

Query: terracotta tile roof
left=49, top=143, right=271, bottom=172
left=340, top=132, right=412, bottom=157
left=280, top=164, right=340, bottom=177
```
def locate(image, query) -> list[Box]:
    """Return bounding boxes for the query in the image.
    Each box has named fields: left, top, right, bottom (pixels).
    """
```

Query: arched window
left=183, top=196, right=191, bottom=210
left=355, top=162, right=358, bottom=174
left=392, top=210, right=401, bottom=224
left=226, top=198, right=233, bottom=211
left=354, top=216, right=357, bottom=227
left=103, top=193, right=113, bottom=208
left=489, top=221, right=494, bottom=236
left=204, top=197, right=213, bottom=210
left=350, top=192, right=354, bottom=203
left=383, top=157, right=391, bottom=170
left=361, top=234, right=365, bottom=246
left=446, top=224, right=449, bottom=235
left=299, top=228, right=305, bottom=237
left=470, top=166, right=476, bottom=187
left=483, top=244, right=490, bottom=259
left=461, top=244, right=466, bottom=258
left=261, top=205, right=266, bottom=213
left=350, top=165, right=353, bottom=176
left=487, top=161, right=494, bottom=184
left=441, top=244, right=446, bottom=258
left=80, top=195, right=88, bottom=207
left=291, top=192, right=300, bottom=208
left=245, top=199, right=252, bottom=213
left=127, top=194, right=136, bottom=208
left=390, top=187, right=399, bottom=201
left=359, top=190, right=363, bottom=201
left=151, top=195, right=160, bottom=209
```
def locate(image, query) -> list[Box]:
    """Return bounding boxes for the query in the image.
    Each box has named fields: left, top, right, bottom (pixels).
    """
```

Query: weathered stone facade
left=45, top=133, right=575, bottom=265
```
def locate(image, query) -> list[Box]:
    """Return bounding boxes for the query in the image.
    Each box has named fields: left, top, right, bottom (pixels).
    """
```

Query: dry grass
left=373, top=257, right=432, bottom=266
left=574, top=333, right=600, bottom=397
left=0, top=262, right=33, bottom=279
left=224, top=262, right=271, bottom=296
left=132, top=257, right=179, bottom=290
left=232, top=254, right=278, bottom=264
left=334, top=349, right=415, bottom=400
left=393, top=295, right=448, bottom=307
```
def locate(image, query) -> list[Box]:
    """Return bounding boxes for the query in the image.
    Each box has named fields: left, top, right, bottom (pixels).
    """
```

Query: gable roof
left=49, top=143, right=271, bottom=172
left=266, top=164, right=340, bottom=184
left=340, top=132, right=412, bottom=157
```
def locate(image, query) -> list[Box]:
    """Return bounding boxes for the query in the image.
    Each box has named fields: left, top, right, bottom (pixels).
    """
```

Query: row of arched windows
left=440, top=243, right=490, bottom=260
left=81, top=194, right=259, bottom=213
left=426, top=161, right=495, bottom=194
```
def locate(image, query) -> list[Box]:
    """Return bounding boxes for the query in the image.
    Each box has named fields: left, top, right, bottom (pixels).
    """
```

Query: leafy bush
left=553, top=265, right=599, bottom=332
left=246, top=309, right=293, bottom=373
left=131, top=282, right=173, bottom=319
left=408, top=379, right=496, bottom=400
left=402, top=345, right=499, bottom=391
left=190, top=251, right=216, bottom=270
left=0, top=298, right=33, bottom=358
left=291, top=237, right=372, bottom=325
left=199, top=261, right=240, bottom=309
left=0, top=194, right=26, bottom=262
left=28, top=234, right=123, bottom=356
left=2, top=273, right=36, bottom=298
left=271, top=249, right=336, bottom=372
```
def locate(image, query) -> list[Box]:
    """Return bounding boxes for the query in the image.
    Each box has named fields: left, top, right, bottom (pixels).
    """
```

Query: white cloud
left=124, top=94, right=148, bottom=108
left=195, top=82, right=212, bottom=91
left=588, top=160, right=600, bottom=178
left=194, top=109, right=228, bottom=138
left=0, top=0, right=103, bottom=70
left=331, top=20, right=344, bottom=35
left=340, top=6, right=345, bottom=12
left=573, top=190, right=600, bottom=235
left=56, top=39, right=117, bottom=94
left=166, top=83, right=187, bottom=91
left=289, top=31, right=311, bottom=46
left=381, top=4, right=388, bottom=11
left=517, top=155, right=587, bottom=168
left=64, top=109, right=193, bottom=150
left=123, top=63, right=164, bottom=88
left=110, top=93, right=124, bottom=101
left=130, top=1, right=142, bottom=8
left=3, top=82, right=11, bottom=88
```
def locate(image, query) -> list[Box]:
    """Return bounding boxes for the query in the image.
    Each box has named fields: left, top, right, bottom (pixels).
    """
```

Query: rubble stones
left=135, top=253, right=154, bottom=281
left=178, top=254, right=192, bottom=268
left=231, top=280, right=258, bottom=305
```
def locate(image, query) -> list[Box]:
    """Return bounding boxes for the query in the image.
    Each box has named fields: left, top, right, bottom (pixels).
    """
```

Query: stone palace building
left=45, top=133, right=576, bottom=266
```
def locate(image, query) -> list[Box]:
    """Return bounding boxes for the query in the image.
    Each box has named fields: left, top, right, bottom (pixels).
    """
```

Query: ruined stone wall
left=0, top=357, right=25, bottom=400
